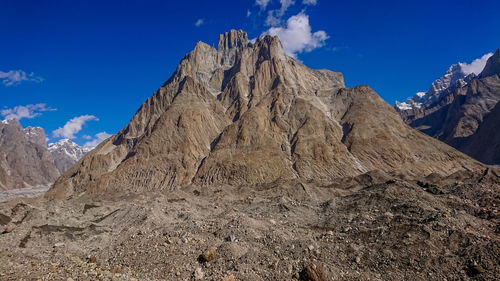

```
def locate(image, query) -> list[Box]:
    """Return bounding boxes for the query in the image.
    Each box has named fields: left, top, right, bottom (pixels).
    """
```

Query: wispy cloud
left=1, top=104, right=56, bottom=121
left=52, top=115, right=99, bottom=139
left=460, top=53, right=493, bottom=75
left=262, top=12, right=329, bottom=57
left=194, top=18, right=204, bottom=27
left=0, top=70, right=44, bottom=87
left=302, top=0, right=317, bottom=5
left=265, top=0, right=295, bottom=26
left=83, top=132, right=112, bottom=149
left=256, top=0, right=272, bottom=9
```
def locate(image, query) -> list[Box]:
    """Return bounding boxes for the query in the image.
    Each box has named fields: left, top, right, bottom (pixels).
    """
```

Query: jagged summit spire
left=216, top=29, right=284, bottom=54
left=218, top=29, right=249, bottom=51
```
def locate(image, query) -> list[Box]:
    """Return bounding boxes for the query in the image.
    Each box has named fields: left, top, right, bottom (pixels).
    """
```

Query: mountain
left=47, top=30, right=481, bottom=199
left=480, top=48, right=500, bottom=78
left=395, top=65, right=476, bottom=112
left=396, top=48, right=500, bottom=165
left=0, top=119, right=92, bottom=190
left=0, top=119, right=60, bottom=190
left=395, top=53, right=492, bottom=112
left=48, top=139, right=90, bottom=174
left=453, top=50, right=500, bottom=164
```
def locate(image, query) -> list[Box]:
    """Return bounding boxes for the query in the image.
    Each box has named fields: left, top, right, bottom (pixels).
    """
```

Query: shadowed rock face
left=47, top=30, right=481, bottom=199
left=398, top=49, right=500, bottom=165
left=458, top=98, right=500, bottom=165
left=0, top=120, right=60, bottom=190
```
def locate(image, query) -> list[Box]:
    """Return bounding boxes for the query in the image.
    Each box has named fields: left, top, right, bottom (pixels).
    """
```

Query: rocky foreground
left=1, top=169, right=498, bottom=281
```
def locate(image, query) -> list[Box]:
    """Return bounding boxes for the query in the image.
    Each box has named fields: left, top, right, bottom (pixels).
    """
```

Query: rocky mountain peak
left=0, top=119, right=59, bottom=190
left=395, top=48, right=500, bottom=165
left=395, top=52, right=497, bottom=113
left=23, top=126, right=47, bottom=146
left=480, top=48, right=500, bottom=78
left=48, top=139, right=90, bottom=173
left=47, top=30, right=481, bottom=199
left=218, top=29, right=249, bottom=51
left=0, top=120, right=46, bottom=146
left=1, top=118, right=21, bottom=128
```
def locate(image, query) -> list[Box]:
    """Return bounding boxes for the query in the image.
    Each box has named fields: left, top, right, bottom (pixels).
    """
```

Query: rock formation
left=48, top=30, right=481, bottom=199
left=0, top=119, right=60, bottom=190
left=396, top=48, right=500, bottom=164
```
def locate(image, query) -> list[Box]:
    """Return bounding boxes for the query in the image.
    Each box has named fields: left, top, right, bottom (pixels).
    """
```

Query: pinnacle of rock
left=218, top=29, right=249, bottom=51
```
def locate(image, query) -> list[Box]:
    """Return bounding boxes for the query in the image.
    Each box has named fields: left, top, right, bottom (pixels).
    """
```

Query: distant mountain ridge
left=396, top=48, right=500, bottom=165
left=48, top=139, right=91, bottom=173
left=0, top=120, right=91, bottom=190
left=395, top=53, right=493, bottom=111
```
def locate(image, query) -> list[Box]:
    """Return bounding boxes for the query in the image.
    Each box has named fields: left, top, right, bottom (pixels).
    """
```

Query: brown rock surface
left=1, top=170, right=499, bottom=280
left=0, top=120, right=59, bottom=190
left=458, top=100, right=500, bottom=164
left=300, top=262, right=330, bottom=281
left=47, top=30, right=481, bottom=199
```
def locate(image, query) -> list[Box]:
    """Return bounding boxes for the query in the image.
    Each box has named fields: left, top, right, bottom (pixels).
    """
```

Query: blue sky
left=1, top=0, right=499, bottom=146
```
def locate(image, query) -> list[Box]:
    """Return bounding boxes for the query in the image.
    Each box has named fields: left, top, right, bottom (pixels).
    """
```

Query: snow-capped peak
left=415, top=92, right=426, bottom=98
left=48, top=138, right=91, bottom=173
left=396, top=53, right=492, bottom=112
left=48, top=139, right=90, bottom=161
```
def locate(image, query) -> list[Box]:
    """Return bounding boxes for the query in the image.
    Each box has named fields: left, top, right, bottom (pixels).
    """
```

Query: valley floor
left=0, top=185, right=51, bottom=203
left=0, top=170, right=498, bottom=281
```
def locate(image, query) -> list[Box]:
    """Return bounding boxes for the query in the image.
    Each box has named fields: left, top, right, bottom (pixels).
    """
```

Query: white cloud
left=83, top=132, right=112, bottom=149
left=256, top=0, right=272, bottom=9
left=302, top=0, right=317, bottom=5
left=265, top=0, right=295, bottom=26
left=279, top=0, right=295, bottom=14
left=52, top=115, right=98, bottom=139
left=459, top=53, right=493, bottom=75
left=262, top=12, right=329, bottom=57
left=194, top=18, right=204, bottom=27
left=1, top=104, right=56, bottom=121
left=0, top=70, right=43, bottom=86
